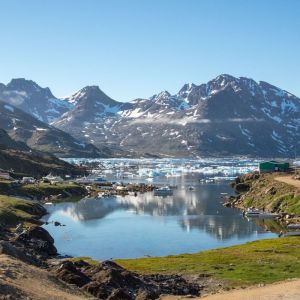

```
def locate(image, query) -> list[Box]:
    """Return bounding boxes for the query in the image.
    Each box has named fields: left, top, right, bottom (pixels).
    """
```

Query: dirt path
left=275, top=176, right=300, bottom=188
left=0, top=254, right=91, bottom=300
left=160, top=279, right=300, bottom=300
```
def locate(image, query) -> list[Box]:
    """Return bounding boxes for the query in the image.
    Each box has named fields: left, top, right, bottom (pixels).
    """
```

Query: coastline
left=1, top=172, right=300, bottom=299
left=224, top=172, right=300, bottom=225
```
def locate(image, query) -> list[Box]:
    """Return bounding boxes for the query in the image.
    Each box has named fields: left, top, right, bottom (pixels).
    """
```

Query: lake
left=43, top=159, right=278, bottom=260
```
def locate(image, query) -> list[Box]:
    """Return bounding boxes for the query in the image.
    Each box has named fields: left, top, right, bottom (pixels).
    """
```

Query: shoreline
left=224, top=172, right=300, bottom=226
left=1, top=172, right=300, bottom=299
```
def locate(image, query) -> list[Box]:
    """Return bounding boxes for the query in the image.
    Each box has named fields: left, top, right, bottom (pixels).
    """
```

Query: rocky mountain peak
left=178, top=83, right=196, bottom=94
left=0, top=78, right=70, bottom=123
left=154, top=90, right=171, bottom=99
left=6, top=78, right=54, bottom=96
left=66, top=85, right=117, bottom=107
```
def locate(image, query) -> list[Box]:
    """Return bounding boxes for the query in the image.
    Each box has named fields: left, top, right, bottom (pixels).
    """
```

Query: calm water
left=43, top=174, right=277, bottom=260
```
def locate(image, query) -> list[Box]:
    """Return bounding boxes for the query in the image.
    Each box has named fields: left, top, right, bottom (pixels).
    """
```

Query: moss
left=0, top=181, right=87, bottom=201
left=117, top=237, right=300, bottom=286
left=70, top=256, right=100, bottom=266
left=0, top=195, right=45, bottom=227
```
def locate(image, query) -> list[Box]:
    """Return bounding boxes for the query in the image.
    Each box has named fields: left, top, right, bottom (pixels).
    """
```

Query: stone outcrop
left=15, top=227, right=57, bottom=257
left=52, top=259, right=200, bottom=299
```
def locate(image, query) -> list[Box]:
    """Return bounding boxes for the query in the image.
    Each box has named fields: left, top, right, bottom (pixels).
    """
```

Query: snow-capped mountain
left=0, top=101, right=111, bottom=158
left=0, top=78, right=72, bottom=123
left=57, top=86, right=122, bottom=125
left=53, top=74, right=300, bottom=158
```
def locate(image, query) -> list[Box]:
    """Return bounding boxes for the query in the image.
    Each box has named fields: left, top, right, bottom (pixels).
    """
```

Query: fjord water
left=43, top=159, right=277, bottom=260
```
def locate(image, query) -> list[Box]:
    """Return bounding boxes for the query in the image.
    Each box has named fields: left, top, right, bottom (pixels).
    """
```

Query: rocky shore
left=0, top=196, right=201, bottom=299
left=223, top=172, right=300, bottom=225
left=2, top=172, right=300, bottom=299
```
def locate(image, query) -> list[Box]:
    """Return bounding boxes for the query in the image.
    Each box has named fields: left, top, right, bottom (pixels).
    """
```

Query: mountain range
left=1, top=75, right=299, bottom=158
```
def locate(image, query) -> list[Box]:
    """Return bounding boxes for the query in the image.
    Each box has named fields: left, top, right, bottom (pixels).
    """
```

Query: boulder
left=0, top=241, right=38, bottom=265
left=55, top=261, right=91, bottom=287
left=16, top=226, right=57, bottom=256
left=235, top=183, right=250, bottom=193
left=52, top=259, right=200, bottom=299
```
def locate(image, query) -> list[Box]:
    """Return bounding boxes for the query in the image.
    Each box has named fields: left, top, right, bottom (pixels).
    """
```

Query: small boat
left=283, top=231, right=300, bottom=237
left=245, top=208, right=279, bottom=218
left=287, top=224, right=300, bottom=230
left=205, top=178, right=215, bottom=183
left=245, top=208, right=261, bottom=216
left=154, top=186, right=173, bottom=196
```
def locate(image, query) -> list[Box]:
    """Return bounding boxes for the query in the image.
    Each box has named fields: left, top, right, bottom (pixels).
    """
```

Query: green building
left=259, top=161, right=290, bottom=173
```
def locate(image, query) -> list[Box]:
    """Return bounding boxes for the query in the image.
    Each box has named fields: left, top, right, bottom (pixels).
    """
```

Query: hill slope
left=0, top=101, right=111, bottom=158
left=0, top=128, right=85, bottom=177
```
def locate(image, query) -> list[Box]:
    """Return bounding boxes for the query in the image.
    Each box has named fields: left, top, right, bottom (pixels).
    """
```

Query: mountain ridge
left=1, top=74, right=299, bottom=158
left=53, top=74, right=300, bottom=158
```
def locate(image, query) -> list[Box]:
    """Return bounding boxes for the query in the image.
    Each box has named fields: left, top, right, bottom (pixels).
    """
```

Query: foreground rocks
left=15, top=226, right=57, bottom=257
left=52, top=259, right=200, bottom=299
left=0, top=222, right=200, bottom=299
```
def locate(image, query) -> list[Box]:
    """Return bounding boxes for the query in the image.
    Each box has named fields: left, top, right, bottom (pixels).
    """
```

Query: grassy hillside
left=232, top=173, right=300, bottom=215
left=0, top=195, right=46, bottom=227
left=0, top=149, right=85, bottom=178
left=0, top=180, right=87, bottom=201
left=117, top=237, right=300, bottom=286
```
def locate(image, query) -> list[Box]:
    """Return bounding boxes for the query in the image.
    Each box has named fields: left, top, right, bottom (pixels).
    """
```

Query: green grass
left=117, top=237, right=300, bottom=286
left=21, top=182, right=86, bottom=200
left=0, top=195, right=43, bottom=226
left=238, top=174, right=300, bottom=216
left=0, top=181, right=87, bottom=201
left=70, top=256, right=100, bottom=266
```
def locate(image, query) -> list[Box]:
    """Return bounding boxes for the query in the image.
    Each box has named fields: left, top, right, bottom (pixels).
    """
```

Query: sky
left=0, top=0, right=299, bottom=101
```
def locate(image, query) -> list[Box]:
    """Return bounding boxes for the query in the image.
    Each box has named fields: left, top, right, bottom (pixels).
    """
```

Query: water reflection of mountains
left=45, top=185, right=275, bottom=240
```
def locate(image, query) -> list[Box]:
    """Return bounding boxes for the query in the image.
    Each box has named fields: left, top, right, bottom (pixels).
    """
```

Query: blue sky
left=0, top=0, right=299, bottom=101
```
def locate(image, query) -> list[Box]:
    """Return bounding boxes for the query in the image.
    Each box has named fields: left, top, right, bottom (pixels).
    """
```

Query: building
left=0, top=172, right=13, bottom=180
left=43, top=174, right=64, bottom=183
left=259, top=161, right=290, bottom=173
left=21, top=177, right=36, bottom=184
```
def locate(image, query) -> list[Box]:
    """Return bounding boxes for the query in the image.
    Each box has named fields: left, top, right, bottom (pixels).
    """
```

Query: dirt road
left=161, top=279, right=300, bottom=300
left=275, top=176, right=300, bottom=188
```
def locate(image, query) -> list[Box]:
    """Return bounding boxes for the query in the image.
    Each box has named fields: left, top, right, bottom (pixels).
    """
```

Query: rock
left=234, top=177, right=241, bottom=185
left=235, top=183, right=250, bottom=193
left=52, top=260, right=200, bottom=299
left=107, top=288, right=132, bottom=300
left=14, top=202, right=47, bottom=217
left=0, top=241, right=38, bottom=265
left=241, top=173, right=260, bottom=182
left=265, top=187, right=276, bottom=195
left=136, top=289, right=157, bottom=300
left=55, top=261, right=91, bottom=287
left=16, top=226, right=57, bottom=256
left=83, top=281, right=111, bottom=299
